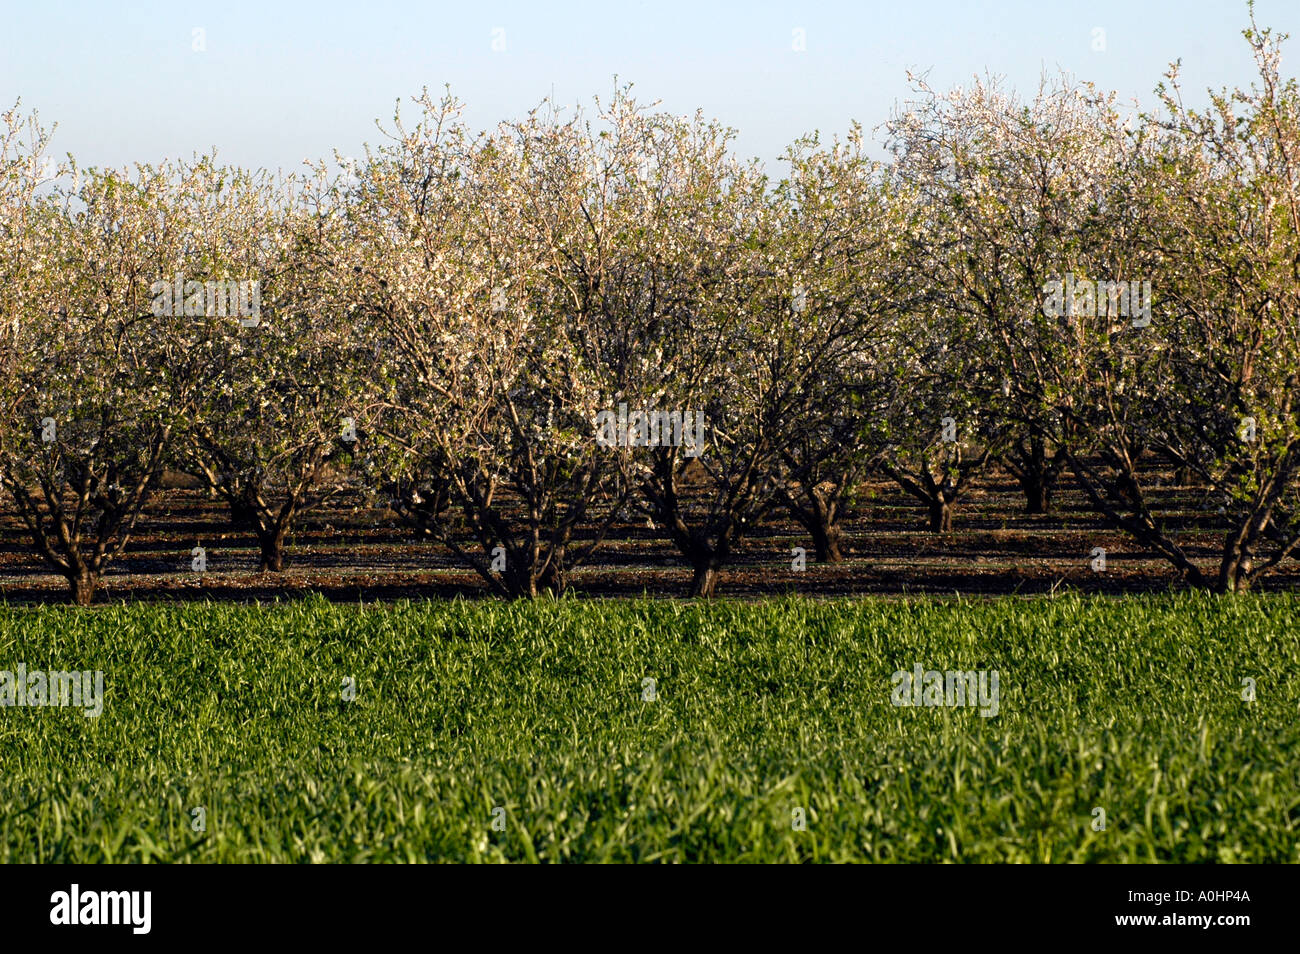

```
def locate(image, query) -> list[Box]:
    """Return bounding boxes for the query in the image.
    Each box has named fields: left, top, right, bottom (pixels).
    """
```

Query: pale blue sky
left=2, top=1, right=1295, bottom=172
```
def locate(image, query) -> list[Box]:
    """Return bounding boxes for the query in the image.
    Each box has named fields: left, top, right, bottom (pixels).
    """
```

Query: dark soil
left=2, top=469, right=1295, bottom=604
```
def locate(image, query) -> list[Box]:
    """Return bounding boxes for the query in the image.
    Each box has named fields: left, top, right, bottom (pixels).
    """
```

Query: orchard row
left=2, top=20, right=1299, bottom=601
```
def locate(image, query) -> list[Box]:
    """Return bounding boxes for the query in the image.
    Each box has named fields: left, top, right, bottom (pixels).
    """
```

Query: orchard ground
left=3, top=465, right=1298, bottom=603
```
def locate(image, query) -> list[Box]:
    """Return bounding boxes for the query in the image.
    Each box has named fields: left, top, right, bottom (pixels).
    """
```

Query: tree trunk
left=535, top=558, right=566, bottom=596
left=496, top=560, right=538, bottom=598
left=690, top=561, right=723, bottom=598
left=783, top=484, right=845, bottom=564
left=928, top=498, right=953, bottom=534
left=1215, top=565, right=1251, bottom=594
left=809, top=517, right=843, bottom=563
left=1011, top=438, right=1058, bottom=515
left=1018, top=471, right=1053, bottom=515
left=67, top=568, right=98, bottom=606
left=1216, top=541, right=1253, bottom=593
left=258, top=531, right=286, bottom=573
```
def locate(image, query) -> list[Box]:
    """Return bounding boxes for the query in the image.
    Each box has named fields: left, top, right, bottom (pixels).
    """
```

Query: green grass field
left=0, top=594, right=1296, bottom=862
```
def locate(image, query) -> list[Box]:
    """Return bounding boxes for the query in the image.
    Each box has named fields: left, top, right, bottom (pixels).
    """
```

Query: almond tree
left=359, top=91, right=625, bottom=596
left=0, top=153, right=206, bottom=603
left=884, top=74, right=1131, bottom=516
left=766, top=129, right=915, bottom=561
left=177, top=162, right=378, bottom=572
left=569, top=93, right=783, bottom=597
left=1058, top=17, right=1300, bottom=591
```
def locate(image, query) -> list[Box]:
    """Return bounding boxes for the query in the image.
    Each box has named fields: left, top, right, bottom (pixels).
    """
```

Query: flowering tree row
left=2, top=18, right=1298, bottom=601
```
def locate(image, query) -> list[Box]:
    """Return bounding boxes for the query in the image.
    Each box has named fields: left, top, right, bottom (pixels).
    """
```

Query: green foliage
left=0, top=594, right=1294, bottom=862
